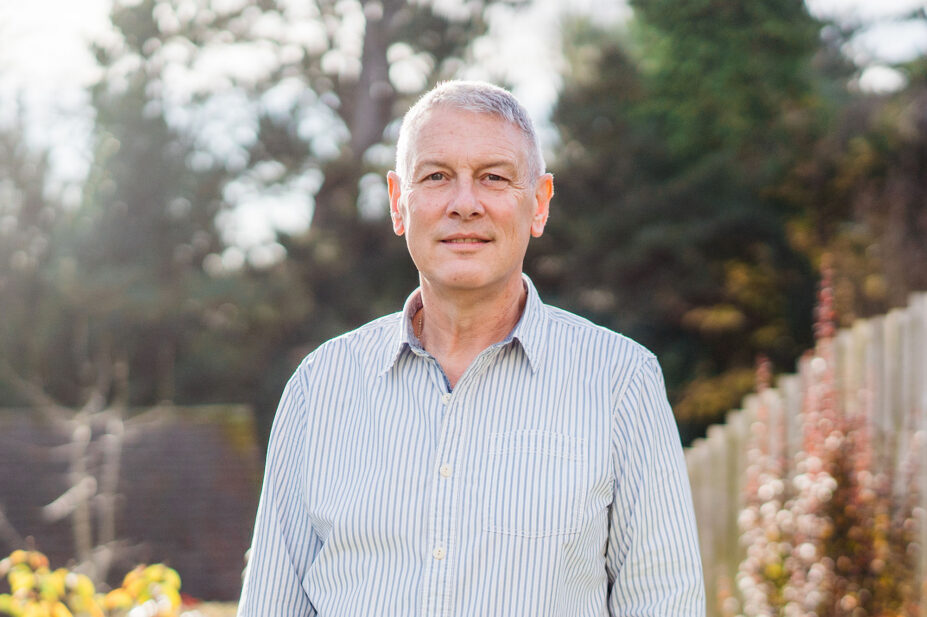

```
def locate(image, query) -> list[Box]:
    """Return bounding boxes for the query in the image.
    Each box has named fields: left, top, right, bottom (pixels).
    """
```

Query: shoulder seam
left=612, top=354, right=653, bottom=414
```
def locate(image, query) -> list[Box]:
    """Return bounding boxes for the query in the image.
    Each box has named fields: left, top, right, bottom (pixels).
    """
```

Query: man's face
left=388, top=107, right=552, bottom=296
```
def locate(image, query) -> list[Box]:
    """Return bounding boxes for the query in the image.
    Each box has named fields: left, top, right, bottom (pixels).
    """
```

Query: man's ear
left=387, top=171, right=405, bottom=236
left=530, top=173, right=553, bottom=238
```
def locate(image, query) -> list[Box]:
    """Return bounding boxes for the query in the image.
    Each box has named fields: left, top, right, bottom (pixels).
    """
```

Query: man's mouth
left=443, top=238, right=488, bottom=243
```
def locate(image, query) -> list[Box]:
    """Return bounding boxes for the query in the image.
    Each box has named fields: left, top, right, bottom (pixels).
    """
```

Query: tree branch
left=0, top=504, right=24, bottom=551
left=0, top=359, right=73, bottom=423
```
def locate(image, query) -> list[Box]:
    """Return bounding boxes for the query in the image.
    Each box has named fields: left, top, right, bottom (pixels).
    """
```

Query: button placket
left=432, top=392, right=457, bottom=536
left=423, top=382, right=464, bottom=616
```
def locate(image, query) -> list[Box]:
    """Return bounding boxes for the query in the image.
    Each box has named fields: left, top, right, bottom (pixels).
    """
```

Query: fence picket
left=686, top=292, right=927, bottom=616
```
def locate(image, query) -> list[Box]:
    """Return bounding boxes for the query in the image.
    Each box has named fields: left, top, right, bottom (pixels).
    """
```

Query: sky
left=2, top=0, right=925, bottom=103
left=1, top=0, right=926, bottom=254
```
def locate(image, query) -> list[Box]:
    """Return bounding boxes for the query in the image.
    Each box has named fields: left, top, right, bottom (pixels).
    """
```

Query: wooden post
left=911, top=293, right=927, bottom=423
left=866, top=316, right=887, bottom=457
left=707, top=424, right=728, bottom=616
left=686, top=438, right=714, bottom=616
left=884, top=309, right=907, bottom=469
left=777, top=374, right=802, bottom=469
left=726, top=409, right=751, bottom=593
left=909, top=294, right=927, bottom=588
left=834, top=328, right=852, bottom=415
left=682, top=294, right=927, bottom=617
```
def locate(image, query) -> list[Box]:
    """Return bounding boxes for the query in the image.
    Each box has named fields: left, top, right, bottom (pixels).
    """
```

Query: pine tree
left=539, top=2, right=829, bottom=439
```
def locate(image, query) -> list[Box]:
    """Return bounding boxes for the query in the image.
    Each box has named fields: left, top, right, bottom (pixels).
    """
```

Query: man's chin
left=427, top=274, right=488, bottom=291
left=421, top=269, right=521, bottom=295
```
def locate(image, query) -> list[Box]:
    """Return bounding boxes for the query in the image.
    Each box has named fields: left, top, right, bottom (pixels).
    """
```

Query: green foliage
left=2, top=0, right=926, bottom=453
left=538, top=6, right=826, bottom=436
left=0, top=116, right=67, bottom=401
left=0, top=0, right=509, bottom=438
left=629, top=0, right=822, bottom=167
left=780, top=59, right=927, bottom=324
left=673, top=368, right=755, bottom=442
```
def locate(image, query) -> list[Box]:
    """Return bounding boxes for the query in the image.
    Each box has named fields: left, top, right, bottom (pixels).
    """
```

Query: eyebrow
left=411, top=160, right=447, bottom=176
left=411, top=159, right=519, bottom=177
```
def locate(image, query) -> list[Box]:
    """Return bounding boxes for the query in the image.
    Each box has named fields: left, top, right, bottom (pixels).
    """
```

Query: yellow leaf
left=50, top=602, right=72, bottom=617
left=9, top=570, right=35, bottom=594
left=143, top=564, right=166, bottom=582
left=161, top=586, right=181, bottom=610
left=103, top=589, right=133, bottom=611
left=122, top=566, right=144, bottom=589
left=162, top=568, right=181, bottom=591
left=26, top=554, right=49, bottom=572
left=763, top=562, right=784, bottom=581
left=73, top=575, right=94, bottom=599
left=126, top=578, right=146, bottom=598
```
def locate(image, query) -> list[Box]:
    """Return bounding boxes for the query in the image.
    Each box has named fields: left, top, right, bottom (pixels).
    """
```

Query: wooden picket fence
left=685, top=292, right=927, bottom=617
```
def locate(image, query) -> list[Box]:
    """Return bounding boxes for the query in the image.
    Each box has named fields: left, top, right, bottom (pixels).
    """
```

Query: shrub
left=0, top=550, right=184, bottom=617
left=735, top=264, right=920, bottom=617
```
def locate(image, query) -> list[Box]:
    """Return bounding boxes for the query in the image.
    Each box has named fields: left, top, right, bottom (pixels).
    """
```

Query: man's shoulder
left=538, top=302, right=664, bottom=411
left=331, top=311, right=403, bottom=347
left=296, top=311, right=402, bottom=376
left=540, top=302, right=656, bottom=363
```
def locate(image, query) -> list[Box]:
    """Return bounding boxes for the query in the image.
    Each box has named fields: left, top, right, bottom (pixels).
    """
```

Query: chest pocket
left=483, top=430, right=587, bottom=538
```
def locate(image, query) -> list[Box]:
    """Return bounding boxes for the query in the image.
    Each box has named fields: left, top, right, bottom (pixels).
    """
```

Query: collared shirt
left=238, top=276, right=705, bottom=617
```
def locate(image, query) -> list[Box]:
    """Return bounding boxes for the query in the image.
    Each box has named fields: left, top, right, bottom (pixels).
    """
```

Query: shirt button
left=439, top=464, right=452, bottom=478
left=440, top=393, right=451, bottom=404
left=432, top=546, right=446, bottom=560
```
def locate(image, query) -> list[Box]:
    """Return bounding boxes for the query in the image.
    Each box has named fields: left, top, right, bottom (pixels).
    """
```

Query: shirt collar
left=380, top=274, right=548, bottom=375
left=506, top=274, right=547, bottom=373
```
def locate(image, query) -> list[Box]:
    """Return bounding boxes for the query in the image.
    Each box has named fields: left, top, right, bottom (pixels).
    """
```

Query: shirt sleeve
left=606, top=356, right=706, bottom=617
left=238, top=369, right=321, bottom=617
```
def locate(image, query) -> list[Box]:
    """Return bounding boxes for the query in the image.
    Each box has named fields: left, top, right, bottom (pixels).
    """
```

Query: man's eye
left=485, top=174, right=507, bottom=183
left=426, top=172, right=445, bottom=181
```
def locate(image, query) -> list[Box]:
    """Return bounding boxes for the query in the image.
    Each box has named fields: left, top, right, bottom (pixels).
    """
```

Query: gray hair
left=394, top=80, right=545, bottom=186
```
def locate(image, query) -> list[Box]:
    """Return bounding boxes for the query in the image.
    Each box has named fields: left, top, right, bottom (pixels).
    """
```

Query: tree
left=92, top=0, right=515, bottom=433
left=0, top=1, right=256, bottom=582
left=781, top=56, right=927, bottom=325
left=0, top=101, right=80, bottom=406
left=2, top=0, right=520, bottom=446
left=236, top=0, right=512, bottom=344
left=538, top=2, right=830, bottom=440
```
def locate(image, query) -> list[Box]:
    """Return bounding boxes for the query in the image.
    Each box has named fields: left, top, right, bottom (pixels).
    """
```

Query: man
left=238, top=81, right=705, bottom=616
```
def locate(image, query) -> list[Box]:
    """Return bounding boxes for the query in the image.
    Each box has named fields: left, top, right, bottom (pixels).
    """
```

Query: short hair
left=394, top=80, right=545, bottom=186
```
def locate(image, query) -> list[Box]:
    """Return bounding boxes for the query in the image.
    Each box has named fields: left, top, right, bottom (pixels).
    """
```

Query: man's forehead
left=414, top=106, right=513, bottom=134
left=407, top=107, right=528, bottom=165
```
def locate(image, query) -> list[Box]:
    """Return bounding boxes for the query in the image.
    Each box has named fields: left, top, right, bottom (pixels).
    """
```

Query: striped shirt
left=238, top=276, right=705, bottom=617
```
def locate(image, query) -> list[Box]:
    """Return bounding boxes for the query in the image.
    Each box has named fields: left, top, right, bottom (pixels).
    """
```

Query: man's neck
left=417, top=276, right=527, bottom=389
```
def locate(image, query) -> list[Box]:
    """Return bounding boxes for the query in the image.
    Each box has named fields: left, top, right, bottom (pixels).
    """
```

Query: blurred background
left=0, top=0, right=926, bottom=613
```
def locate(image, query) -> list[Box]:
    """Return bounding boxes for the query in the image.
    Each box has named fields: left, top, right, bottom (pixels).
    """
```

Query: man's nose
left=447, top=177, right=483, bottom=219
